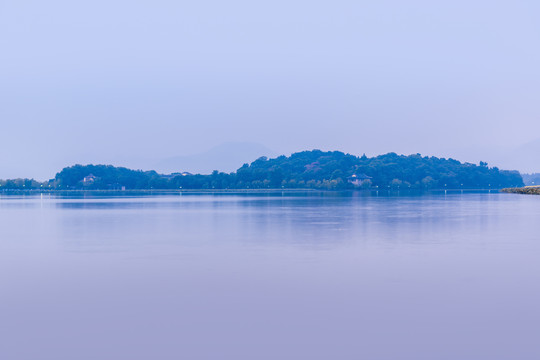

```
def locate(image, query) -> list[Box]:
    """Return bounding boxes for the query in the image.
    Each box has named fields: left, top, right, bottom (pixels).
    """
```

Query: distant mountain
left=489, top=139, right=540, bottom=174
left=521, top=173, right=540, bottom=186
left=512, top=139, right=540, bottom=173
left=154, top=142, right=278, bottom=175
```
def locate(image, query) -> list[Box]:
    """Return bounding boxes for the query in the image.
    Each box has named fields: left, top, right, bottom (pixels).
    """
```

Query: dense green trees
left=0, top=178, right=45, bottom=190
left=227, top=151, right=523, bottom=189
left=0, top=151, right=525, bottom=190
left=54, top=165, right=162, bottom=189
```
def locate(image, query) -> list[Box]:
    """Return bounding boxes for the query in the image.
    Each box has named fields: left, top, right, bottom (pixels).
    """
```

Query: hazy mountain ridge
left=475, top=138, right=540, bottom=174
left=153, top=142, right=278, bottom=175
left=522, top=173, right=540, bottom=186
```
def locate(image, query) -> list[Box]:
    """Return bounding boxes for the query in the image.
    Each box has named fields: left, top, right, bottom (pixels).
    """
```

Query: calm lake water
left=1, top=191, right=539, bottom=360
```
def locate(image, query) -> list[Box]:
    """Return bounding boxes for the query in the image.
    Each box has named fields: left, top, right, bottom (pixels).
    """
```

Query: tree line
left=0, top=150, right=524, bottom=190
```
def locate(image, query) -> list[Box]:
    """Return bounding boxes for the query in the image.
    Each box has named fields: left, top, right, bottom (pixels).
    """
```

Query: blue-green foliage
left=46, top=151, right=523, bottom=190
left=231, top=151, right=522, bottom=189
left=54, top=164, right=161, bottom=189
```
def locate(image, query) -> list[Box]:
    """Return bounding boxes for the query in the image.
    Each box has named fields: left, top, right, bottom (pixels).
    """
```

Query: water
left=1, top=192, right=539, bottom=360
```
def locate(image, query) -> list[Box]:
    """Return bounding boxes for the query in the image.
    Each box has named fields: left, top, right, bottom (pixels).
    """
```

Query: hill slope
left=42, top=151, right=523, bottom=190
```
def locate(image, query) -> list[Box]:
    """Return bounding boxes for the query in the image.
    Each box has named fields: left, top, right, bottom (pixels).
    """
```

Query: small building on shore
left=83, top=174, right=97, bottom=184
left=347, top=173, right=372, bottom=186
left=161, top=172, right=193, bottom=180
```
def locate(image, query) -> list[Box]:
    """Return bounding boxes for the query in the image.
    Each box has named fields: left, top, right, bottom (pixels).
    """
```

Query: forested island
left=0, top=150, right=524, bottom=190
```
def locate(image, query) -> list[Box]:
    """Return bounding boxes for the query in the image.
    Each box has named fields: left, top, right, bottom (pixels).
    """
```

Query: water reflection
left=0, top=192, right=539, bottom=360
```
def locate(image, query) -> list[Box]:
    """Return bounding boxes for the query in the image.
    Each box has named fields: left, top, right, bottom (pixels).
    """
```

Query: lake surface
left=1, top=191, right=539, bottom=360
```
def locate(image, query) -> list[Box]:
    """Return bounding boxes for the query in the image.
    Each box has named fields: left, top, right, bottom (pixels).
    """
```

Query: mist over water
left=2, top=1, right=540, bottom=178
left=1, top=192, right=539, bottom=359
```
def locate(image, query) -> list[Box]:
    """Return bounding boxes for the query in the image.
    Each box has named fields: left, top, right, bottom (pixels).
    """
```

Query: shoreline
left=0, top=188, right=504, bottom=195
left=501, top=186, right=540, bottom=195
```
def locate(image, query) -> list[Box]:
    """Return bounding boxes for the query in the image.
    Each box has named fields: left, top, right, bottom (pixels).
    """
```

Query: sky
left=1, top=0, right=540, bottom=179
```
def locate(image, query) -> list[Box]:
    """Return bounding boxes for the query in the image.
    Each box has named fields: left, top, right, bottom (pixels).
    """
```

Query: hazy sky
left=1, top=0, right=540, bottom=179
